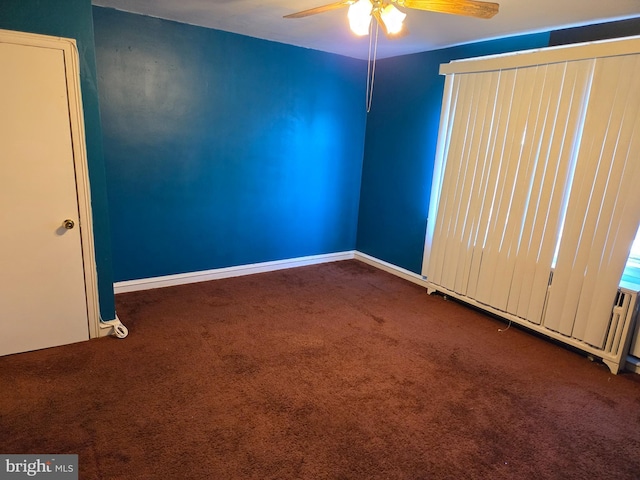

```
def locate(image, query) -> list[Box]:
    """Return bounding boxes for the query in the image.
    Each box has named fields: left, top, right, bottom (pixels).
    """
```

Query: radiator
left=427, top=280, right=640, bottom=374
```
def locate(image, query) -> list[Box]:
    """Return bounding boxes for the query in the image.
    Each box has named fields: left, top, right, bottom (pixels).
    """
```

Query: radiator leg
left=602, top=358, right=621, bottom=375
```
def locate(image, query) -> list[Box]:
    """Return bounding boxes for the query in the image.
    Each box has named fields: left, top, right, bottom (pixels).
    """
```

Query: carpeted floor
left=1, top=260, right=639, bottom=479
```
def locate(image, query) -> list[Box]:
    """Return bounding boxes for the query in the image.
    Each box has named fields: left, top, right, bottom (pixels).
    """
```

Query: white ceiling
left=92, top=0, right=640, bottom=59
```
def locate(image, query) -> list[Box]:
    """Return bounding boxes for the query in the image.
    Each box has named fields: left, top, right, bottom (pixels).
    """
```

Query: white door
left=0, top=39, right=90, bottom=355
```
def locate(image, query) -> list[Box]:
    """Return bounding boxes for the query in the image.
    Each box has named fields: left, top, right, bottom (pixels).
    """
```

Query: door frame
left=1, top=28, right=101, bottom=339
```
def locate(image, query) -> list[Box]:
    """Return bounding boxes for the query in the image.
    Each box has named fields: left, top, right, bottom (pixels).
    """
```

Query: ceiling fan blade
left=397, top=0, right=499, bottom=19
left=283, top=1, right=353, bottom=19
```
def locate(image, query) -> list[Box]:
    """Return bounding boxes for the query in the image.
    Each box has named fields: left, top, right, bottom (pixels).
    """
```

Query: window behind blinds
left=424, top=36, right=640, bottom=349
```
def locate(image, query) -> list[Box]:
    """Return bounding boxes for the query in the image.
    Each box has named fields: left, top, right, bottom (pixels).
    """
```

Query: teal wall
left=0, top=0, right=116, bottom=320
left=93, top=8, right=367, bottom=282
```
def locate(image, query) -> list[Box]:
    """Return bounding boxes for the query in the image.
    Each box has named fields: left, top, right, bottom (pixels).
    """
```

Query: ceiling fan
left=284, top=0, right=499, bottom=112
left=284, top=0, right=500, bottom=37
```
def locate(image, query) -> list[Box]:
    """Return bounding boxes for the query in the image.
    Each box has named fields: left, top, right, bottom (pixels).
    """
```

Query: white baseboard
left=114, top=251, right=356, bottom=294
left=113, top=250, right=428, bottom=294
left=354, top=251, right=429, bottom=288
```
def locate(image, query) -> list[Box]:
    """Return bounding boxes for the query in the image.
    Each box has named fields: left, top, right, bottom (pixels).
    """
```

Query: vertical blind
left=544, top=53, right=640, bottom=347
left=424, top=37, right=640, bottom=348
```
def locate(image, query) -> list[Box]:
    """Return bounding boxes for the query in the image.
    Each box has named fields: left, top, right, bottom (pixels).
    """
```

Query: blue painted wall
left=93, top=7, right=367, bottom=282
left=0, top=0, right=116, bottom=320
left=356, top=33, right=551, bottom=274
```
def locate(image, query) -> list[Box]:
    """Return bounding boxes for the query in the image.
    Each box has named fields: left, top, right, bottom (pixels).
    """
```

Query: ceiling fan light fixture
left=347, top=0, right=373, bottom=36
left=284, top=0, right=500, bottom=112
left=380, top=4, right=406, bottom=35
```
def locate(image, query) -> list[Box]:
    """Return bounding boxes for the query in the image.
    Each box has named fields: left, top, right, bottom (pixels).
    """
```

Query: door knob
left=63, top=219, right=75, bottom=230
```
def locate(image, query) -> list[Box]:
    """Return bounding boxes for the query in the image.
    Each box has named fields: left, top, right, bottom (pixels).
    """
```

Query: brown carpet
left=1, top=260, right=640, bottom=479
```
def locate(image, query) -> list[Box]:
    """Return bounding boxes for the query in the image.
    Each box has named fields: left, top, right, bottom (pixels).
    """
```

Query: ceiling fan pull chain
left=366, top=20, right=379, bottom=113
